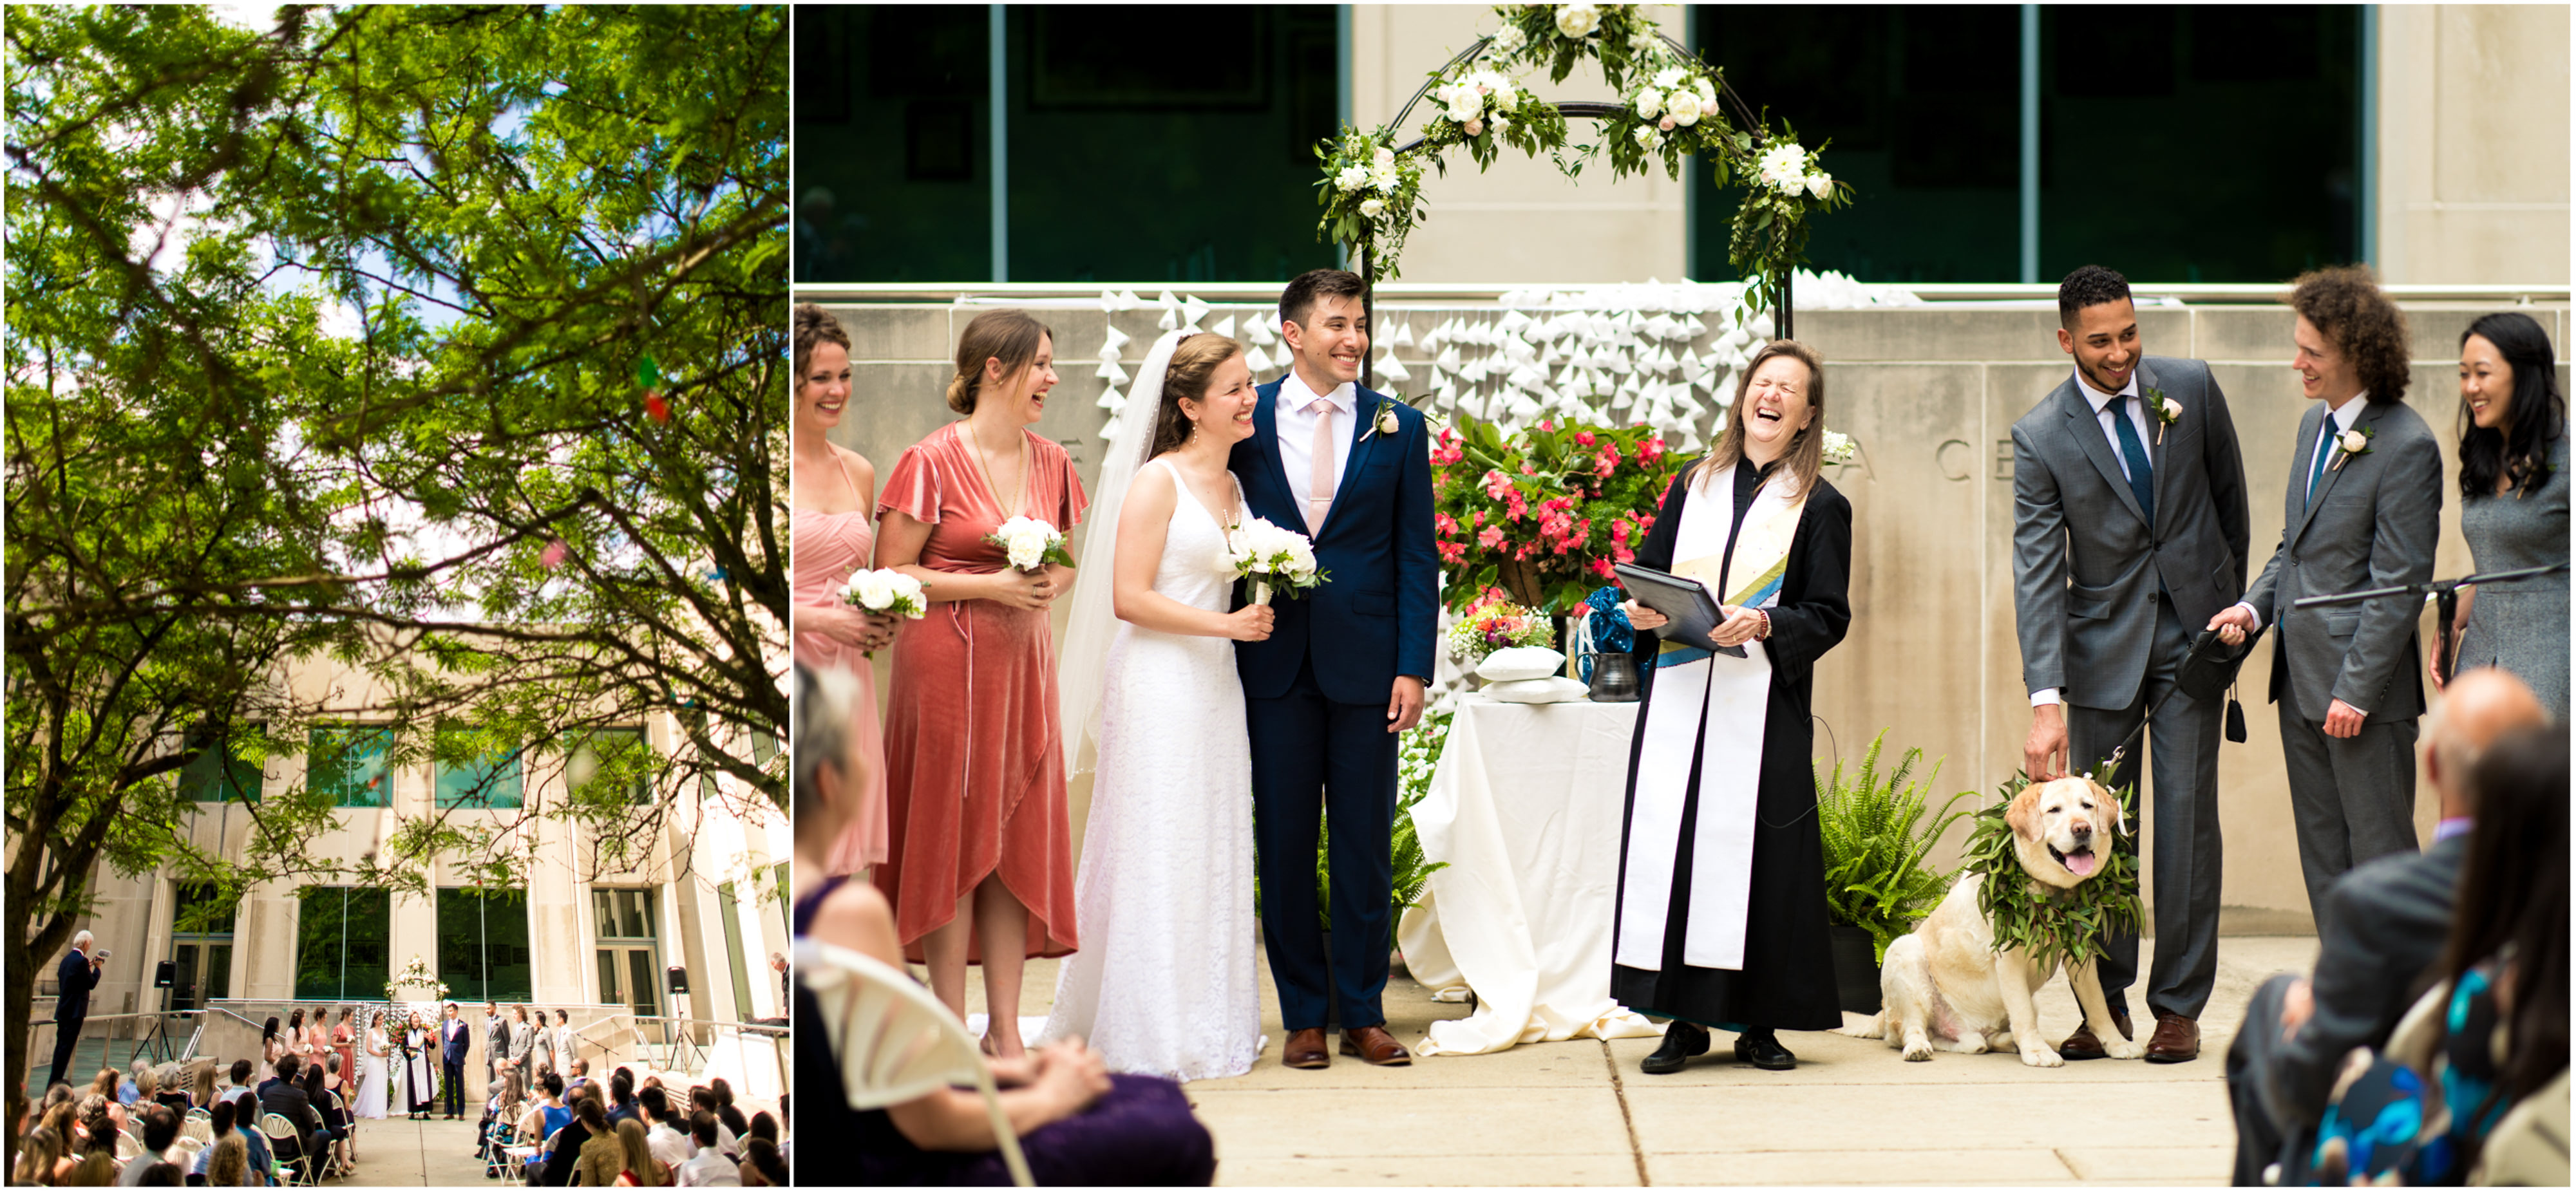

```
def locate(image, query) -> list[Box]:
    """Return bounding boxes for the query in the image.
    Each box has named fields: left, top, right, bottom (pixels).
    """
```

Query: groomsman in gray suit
left=2211, top=267, right=2443, bottom=926
left=2015, top=265, right=2251, bottom=1064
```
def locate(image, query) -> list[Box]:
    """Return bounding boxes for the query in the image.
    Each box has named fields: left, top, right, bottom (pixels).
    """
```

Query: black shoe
left=1640, top=1022, right=1710, bottom=1074
left=1733, top=1029, right=1797, bottom=1071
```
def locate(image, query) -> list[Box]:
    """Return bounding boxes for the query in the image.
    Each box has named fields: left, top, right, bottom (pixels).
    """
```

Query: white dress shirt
left=676, top=1148, right=742, bottom=1186
left=647, top=1120, right=695, bottom=1168
left=1274, top=370, right=1358, bottom=525
left=2032, top=369, right=2159, bottom=708
left=2233, top=393, right=2369, bottom=630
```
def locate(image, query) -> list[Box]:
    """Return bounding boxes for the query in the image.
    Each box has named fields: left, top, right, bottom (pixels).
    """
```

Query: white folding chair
left=259, top=1112, right=317, bottom=1186
left=182, top=1107, right=214, bottom=1145
left=798, top=938, right=1033, bottom=1188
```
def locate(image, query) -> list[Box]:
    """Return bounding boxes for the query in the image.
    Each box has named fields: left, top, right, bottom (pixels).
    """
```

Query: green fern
left=1813, top=730, right=1977, bottom=963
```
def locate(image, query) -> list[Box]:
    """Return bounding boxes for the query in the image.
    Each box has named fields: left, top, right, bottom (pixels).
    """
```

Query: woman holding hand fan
left=1045, top=328, right=1285, bottom=1081
left=874, top=308, right=1088, bottom=1061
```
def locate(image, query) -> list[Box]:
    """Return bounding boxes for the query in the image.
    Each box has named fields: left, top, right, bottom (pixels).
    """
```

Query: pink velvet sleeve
left=876, top=442, right=942, bottom=525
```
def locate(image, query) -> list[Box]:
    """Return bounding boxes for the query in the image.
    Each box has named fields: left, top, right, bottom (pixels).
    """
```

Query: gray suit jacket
left=2014, top=357, right=2252, bottom=708
left=484, top=1016, right=508, bottom=1069
left=2242, top=399, right=2443, bottom=720
left=2261, top=832, right=2468, bottom=1130
left=507, top=1020, right=536, bottom=1065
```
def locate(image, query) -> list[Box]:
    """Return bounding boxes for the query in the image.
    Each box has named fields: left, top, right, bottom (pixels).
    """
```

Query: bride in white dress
left=1041, top=330, right=1269, bottom=1081
left=352, top=1010, right=390, bottom=1120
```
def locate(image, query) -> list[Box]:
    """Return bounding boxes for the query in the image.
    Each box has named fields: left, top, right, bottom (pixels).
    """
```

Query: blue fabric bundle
left=1576, top=586, right=1634, bottom=681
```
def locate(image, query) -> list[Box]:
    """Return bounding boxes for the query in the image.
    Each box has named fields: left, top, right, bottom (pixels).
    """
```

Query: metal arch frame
left=1354, top=32, right=1786, bottom=387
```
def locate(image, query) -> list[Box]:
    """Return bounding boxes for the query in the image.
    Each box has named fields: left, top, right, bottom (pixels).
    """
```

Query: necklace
left=965, top=421, right=1024, bottom=518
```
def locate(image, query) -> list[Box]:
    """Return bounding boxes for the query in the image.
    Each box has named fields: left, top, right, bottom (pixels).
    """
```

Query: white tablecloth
left=1397, top=693, right=1665, bottom=1056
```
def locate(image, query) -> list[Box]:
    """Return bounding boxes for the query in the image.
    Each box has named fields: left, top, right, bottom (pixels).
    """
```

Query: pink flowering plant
left=1430, top=413, right=1689, bottom=614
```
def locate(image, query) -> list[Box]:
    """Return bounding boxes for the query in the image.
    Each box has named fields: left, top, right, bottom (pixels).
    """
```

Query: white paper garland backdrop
left=1086, top=272, right=1921, bottom=452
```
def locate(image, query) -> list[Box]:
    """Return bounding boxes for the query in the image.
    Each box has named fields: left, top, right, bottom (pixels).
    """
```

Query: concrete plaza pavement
left=958, top=934, right=2320, bottom=1186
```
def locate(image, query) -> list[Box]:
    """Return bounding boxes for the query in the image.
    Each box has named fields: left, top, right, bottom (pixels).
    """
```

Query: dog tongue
left=2065, top=850, right=2098, bottom=876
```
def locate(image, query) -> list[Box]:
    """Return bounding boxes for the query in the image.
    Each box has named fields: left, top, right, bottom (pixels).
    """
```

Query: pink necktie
left=1306, top=398, right=1337, bottom=535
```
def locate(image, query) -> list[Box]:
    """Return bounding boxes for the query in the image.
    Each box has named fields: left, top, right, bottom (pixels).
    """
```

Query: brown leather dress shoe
left=1338, top=1025, right=1413, bottom=1065
left=2144, top=1011, right=2200, bottom=1063
left=1283, top=1027, right=1331, bottom=1069
left=2059, top=1009, right=2132, bottom=1060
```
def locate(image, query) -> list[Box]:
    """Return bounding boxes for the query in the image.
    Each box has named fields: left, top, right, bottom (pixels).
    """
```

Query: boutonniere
left=1358, top=400, right=1402, bottom=443
left=2327, top=423, right=2375, bottom=472
left=2144, top=386, right=2182, bottom=444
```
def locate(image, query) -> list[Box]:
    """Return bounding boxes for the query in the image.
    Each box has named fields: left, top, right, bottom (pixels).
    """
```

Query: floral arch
left=1311, top=4, right=1850, bottom=385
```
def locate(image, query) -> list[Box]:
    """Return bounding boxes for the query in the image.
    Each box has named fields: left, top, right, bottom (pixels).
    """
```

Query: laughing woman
left=792, top=305, right=898, bottom=877
left=874, top=308, right=1086, bottom=1062
left=1613, top=340, right=1853, bottom=1075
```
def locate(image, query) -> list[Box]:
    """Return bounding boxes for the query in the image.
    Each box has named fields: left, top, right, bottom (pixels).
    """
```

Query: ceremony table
left=1397, top=692, right=1665, bottom=1056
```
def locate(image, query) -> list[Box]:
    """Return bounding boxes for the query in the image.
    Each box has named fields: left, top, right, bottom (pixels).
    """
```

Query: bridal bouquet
left=839, top=568, right=927, bottom=657
left=1222, top=518, right=1325, bottom=605
left=985, top=516, right=1075, bottom=571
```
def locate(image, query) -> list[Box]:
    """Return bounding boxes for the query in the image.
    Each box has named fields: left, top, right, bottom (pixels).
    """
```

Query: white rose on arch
left=1664, top=88, right=1704, bottom=127
left=1806, top=171, right=1832, bottom=199
left=1555, top=4, right=1602, bottom=40
left=1492, top=23, right=1527, bottom=55
left=1633, top=88, right=1663, bottom=120
left=1368, top=160, right=1399, bottom=191
left=1335, top=165, right=1368, bottom=192
left=1359, top=197, right=1387, bottom=221
left=1653, top=66, right=1687, bottom=89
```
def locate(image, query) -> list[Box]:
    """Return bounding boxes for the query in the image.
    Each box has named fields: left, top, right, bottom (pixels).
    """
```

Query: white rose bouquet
left=984, top=515, right=1075, bottom=571
left=1220, top=517, right=1327, bottom=605
left=840, top=568, right=927, bottom=657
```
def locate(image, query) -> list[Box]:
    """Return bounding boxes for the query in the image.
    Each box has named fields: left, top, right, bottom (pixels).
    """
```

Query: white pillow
left=1484, top=675, right=1589, bottom=704
left=1477, top=646, right=1565, bottom=682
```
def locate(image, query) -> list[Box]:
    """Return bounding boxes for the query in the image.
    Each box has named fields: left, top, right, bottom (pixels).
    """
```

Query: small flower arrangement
left=838, top=568, right=927, bottom=657
left=384, top=955, right=451, bottom=1004
left=1433, top=414, right=1689, bottom=614
left=2144, top=386, right=2183, bottom=444
left=1822, top=429, right=1857, bottom=464
left=1222, top=518, right=1327, bottom=605
left=1446, top=588, right=1557, bottom=662
left=985, top=516, right=1074, bottom=571
left=2327, top=424, right=2375, bottom=471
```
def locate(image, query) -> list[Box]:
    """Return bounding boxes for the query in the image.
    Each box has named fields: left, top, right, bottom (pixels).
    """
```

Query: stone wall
left=825, top=294, right=2570, bottom=930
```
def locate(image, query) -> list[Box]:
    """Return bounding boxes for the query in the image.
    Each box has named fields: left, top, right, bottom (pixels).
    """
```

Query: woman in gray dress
left=2435, top=312, right=2569, bottom=716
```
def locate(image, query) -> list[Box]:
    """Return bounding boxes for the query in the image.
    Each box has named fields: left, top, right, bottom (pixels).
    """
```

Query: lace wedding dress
left=1038, top=458, right=1263, bottom=1081
left=352, top=1026, right=389, bottom=1120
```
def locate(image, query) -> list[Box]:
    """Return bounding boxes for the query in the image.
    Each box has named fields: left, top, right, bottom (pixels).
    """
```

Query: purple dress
left=798, top=876, right=1216, bottom=1186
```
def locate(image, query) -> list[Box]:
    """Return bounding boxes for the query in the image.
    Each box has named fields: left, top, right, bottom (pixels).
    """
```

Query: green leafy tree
left=5, top=3, right=785, bottom=1103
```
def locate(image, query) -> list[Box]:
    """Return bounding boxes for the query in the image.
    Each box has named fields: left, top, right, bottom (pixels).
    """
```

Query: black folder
left=1612, top=562, right=1743, bottom=657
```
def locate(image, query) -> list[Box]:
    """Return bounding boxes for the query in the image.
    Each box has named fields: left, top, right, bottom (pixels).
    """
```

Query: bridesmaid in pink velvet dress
left=792, top=305, right=898, bottom=872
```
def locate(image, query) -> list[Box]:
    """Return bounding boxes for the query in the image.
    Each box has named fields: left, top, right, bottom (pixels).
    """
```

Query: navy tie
left=2109, top=395, right=2155, bottom=525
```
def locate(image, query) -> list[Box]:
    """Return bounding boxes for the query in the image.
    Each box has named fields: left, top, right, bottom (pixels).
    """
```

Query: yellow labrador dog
left=1834, top=776, right=2143, bottom=1066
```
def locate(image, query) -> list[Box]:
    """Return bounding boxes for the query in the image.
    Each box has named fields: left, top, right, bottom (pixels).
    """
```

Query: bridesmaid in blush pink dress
left=792, top=305, right=897, bottom=872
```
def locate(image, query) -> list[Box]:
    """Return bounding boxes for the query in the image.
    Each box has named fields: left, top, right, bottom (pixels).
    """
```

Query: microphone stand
left=2289, top=562, right=2568, bottom=685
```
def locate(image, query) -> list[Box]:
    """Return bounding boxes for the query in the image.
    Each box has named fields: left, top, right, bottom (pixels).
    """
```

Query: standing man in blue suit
left=1229, top=268, right=1439, bottom=1071
left=439, top=1001, right=471, bottom=1120
left=50, top=930, right=105, bottom=1090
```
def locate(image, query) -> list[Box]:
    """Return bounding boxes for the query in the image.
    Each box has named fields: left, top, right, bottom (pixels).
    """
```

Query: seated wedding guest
left=1615, top=339, right=1855, bottom=1074
left=604, top=1073, right=639, bottom=1127
left=203, top=1134, right=249, bottom=1188
left=610, top=1119, right=668, bottom=1188
left=712, top=1105, right=748, bottom=1158
left=773, top=1096, right=788, bottom=1166
left=255, top=1057, right=328, bottom=1178
left=744, top=1112, right=775, bottom=1152
left=218, top=1062, right=256, bottom=1116
left=187, top=1064, right=216, bottom=1114
left=300, top=1061, right=351, bottom=1174
left=2304, top=724, right=2569, bottom=1186
left=564, top=1059, right=589, bottom=1095
left=2225, top=668, right=2546, bottom=1184
left=569, top=1098, right=623, bottom=1188
left=673, top=1114, right=738, bottom=1188
left=191, top=1100, right=270, bottom=1189
left=72, top=1094, right=115, bottom=1152
left=515, top=1072, right=569, bottom=1152
left=638, top=1087, right=692, bottom=1170
left=15, top=1124, right=66, bottom=1186
left=86, top=1071, right=119, bottom=1106
left=131, top=1164, right=180, bottom=1187
left=683, top=1089, right=732, bottom=1156
left=61, top=1147, right=115, bottom=1187
left=736, top=1138, right=784, bottom=1188
left=120, top=1060, right=148, bottom=1106
left=479, top=1068, right=523, bottom=1174
left=2433, top=310, right=2570, bottom=718
left=113, top=1106, right=180, bottom=1186
left=796, top=663, right=1217, bottom=1186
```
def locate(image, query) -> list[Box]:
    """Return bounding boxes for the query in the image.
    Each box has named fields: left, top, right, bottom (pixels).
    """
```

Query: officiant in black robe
left=1611, top=341, right=1852, bottom=1074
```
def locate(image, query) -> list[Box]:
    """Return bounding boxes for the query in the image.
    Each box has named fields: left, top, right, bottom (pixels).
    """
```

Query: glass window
left=293, top=886, right=390, bottom=1001
left=717, top=882, right=755, bottom=1021
left=566, top=728, right=649, bottom=805
left=435, top=887, right=532, bottom=1002
left=170, top=881, right=238, bottom=1013
left=592, top=888, right=658, bottom=940
left=180, top=729, right=263, bottom=803
left=435, top=727, right=524, bottom=809
left=795, top=5, right=1342, bottom=283
left=173, top=881, right=240, bottom=936
left=308, top=726, right=395, bottom=808
left=1689, top=5, right=2361, bottom=284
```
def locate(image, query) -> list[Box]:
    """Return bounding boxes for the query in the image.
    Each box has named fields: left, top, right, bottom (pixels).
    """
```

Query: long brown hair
left=946, top=309, right=1052, bottom=415
left=1693, top=339, right=1828, bottom=498
left=1143, top=333, right=1245, bottom=462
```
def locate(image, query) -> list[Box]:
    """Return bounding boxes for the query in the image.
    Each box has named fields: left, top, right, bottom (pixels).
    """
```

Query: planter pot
left=1828, top=924, right=1882, bottom=1015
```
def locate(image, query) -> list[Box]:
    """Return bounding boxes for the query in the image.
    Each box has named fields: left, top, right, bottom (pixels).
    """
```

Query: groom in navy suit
left=1229, top=268, right=1439, bottom=1069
